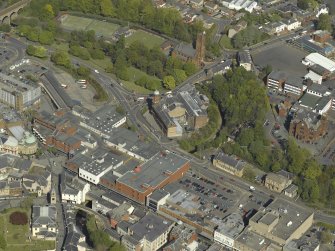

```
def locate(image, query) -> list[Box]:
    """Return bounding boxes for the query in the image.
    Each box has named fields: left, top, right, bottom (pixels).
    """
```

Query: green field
left=126, top=30, right=165, bottom=49
left=0, top=208, right=55, bottom=251
left=60, top=15, right=120, bottom=37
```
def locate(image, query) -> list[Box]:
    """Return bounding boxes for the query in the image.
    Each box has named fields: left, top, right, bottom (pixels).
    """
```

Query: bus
left=77, top=79, right=87, bottom=84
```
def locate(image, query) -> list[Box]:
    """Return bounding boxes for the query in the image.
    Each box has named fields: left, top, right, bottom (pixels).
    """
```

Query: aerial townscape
left=1, top=0, right=335, bottom=251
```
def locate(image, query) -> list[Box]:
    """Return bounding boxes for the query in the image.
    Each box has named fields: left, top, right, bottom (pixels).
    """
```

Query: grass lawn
left=61, top=15, right=92, bottom=30
left=0, top=208, right=55, bottom=251
left=60, top=15, right=120, bottom=37
left=86, top=20, right=119, bottom=37
left=125, top=30, right=165, bottom=49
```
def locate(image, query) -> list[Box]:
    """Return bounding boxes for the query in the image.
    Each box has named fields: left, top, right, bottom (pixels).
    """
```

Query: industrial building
left=115, top=151, right=190, bottom=204
left=302, top=53, right=335, bottom=73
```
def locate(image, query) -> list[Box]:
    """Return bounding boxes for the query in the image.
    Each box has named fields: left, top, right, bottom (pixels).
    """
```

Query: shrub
left=9, top=211, right=28, bottom=225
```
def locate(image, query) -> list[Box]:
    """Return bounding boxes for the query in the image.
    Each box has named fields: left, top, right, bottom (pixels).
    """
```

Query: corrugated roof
left=305, top=53, right=335, bottom=72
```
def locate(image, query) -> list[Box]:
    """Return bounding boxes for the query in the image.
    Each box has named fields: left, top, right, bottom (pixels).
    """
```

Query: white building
left=78, top=152, right=123, bottom=184
left=221, top=0, right=257, bottom=13
left=302, top=53, right=335, bottom=73
left=283, top=18, right=301, bottom=31
left=284, top=78, right=305, bottom=96
left=61, top=176, right=90, bottom=204
left=315, top=4, right=328, bottom=18
left=31, top=205, right=57, bottom=240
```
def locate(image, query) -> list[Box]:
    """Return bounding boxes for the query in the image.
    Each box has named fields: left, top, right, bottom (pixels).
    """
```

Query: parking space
left=53, top=70, right=101, bottom=112
left=252, top=43, right=308, bottom=77
left=10, top=61, right=48, bottom=79
left=0, top=48, right=15, bottom=62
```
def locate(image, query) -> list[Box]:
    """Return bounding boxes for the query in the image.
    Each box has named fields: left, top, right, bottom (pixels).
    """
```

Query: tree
left=303, top=160, right=321, bottom=180
left=42, top=4, right=55, bottom=20
left=69, top=45, right=90, bottom=60
left=317, top=14, right=333, bottom=32
left=173, top=69, right=187, bottom=83
left=183, top=62, right=197, bottom=76
left=20, top=197, right=33, bottom=209
left=27, top=27, right=40, bottom=42
left=105, top=63, right=113, bottom=73
left=0, top=24, right=11, bottom=32
left=163, top=75, right=176, bottom=90
left=18, top=25, right=31, bottom=37
left=320, top=231, right=333, bottom=244
left=100, top=0, right=115, bottom=17
left=114, top=53, right=129, bottom=80
left=51, top=51, right=71, bottom=68
left=243, top=167, right=256, bottom=182
left=9, top=211, right=28, bottom=225
left=0, top=234, right=6, bottom=249
left=26, top=45, right=48, bottom=58
left=77, top=66, right=91, bottom=77
left=297, top=0, right=310, bottom=10
left=39, top=30, right=54, bottom=45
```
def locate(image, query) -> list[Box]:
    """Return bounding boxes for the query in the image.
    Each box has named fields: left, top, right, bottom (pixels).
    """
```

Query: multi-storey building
left=0, top=73, right=41, bottom=111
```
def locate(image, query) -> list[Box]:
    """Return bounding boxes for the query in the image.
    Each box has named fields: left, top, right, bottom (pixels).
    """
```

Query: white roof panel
left=305, top=53, right=335, bottom=72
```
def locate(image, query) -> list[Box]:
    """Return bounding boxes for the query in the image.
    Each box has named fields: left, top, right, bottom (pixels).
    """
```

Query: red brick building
left=289, top=110, right=328, bottom=143
left=114, top=151, right=190, bottom=204
left=33, top=111, right=81, bottom=154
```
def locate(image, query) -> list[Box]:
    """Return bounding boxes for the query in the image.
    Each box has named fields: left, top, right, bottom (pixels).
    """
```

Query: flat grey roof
left=149, top=189, right=170, bottom=202
left=129, top=213, right=173, bottom=242
left=82, top=104, right=125, bottom=135
left=251, top=198, right=313, bottom=241
left=235, top=227, right=276, bottom=250
left=299, top=93, right=320, bottom=108
left=216, top=213, right=244, bottom=239
left=117, top=151, right=189, bottom=193
left=268, top=71, right=287, bottom=81
left=79, top=150, right=123, bottom=176
left=108, top=127, right=160, bottom=160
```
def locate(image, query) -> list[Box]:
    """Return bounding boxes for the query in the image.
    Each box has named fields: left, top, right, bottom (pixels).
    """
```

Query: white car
left=94, top=69, right=99, bottom=73
left=249, top=186, right=255, bottom=191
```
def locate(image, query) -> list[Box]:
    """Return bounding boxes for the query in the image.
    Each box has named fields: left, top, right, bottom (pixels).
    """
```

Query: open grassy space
left=60, top=15, right=120, bottom=37
left=0, top=208, right=55, bottom=251
left=125, top=30, right=165, bottom=49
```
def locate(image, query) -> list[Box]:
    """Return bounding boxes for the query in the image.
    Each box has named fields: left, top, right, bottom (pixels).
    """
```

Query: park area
left=0, top=208, right=55, bottom=251
left=125, top=30, right=165, bottom=49
left=60, top=15, right=120, bottom=37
